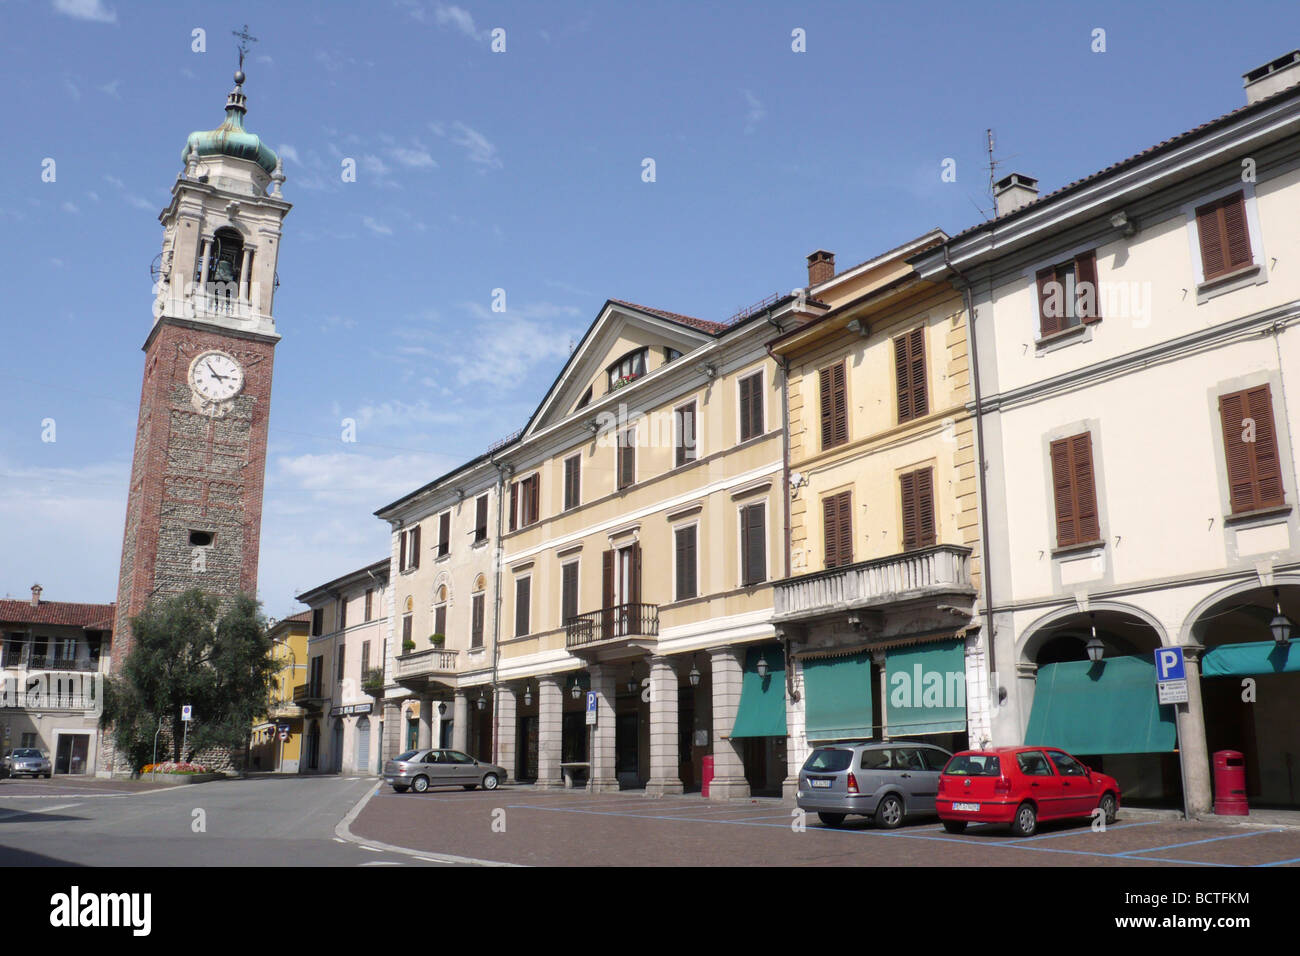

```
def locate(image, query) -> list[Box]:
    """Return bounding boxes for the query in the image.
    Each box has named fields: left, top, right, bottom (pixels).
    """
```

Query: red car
left=936, top=746, right=1121, bottom=836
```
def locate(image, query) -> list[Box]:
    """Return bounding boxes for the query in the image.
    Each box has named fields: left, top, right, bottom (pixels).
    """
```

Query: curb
left=333, top=782, right=523, bottom=867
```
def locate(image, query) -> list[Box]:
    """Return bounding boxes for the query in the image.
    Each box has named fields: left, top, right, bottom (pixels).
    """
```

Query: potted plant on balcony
left=401, top=638, right=416, bottom=653
left=362, top=667, right=385, bottom=698
left=428, top=633, right=445, bottom=648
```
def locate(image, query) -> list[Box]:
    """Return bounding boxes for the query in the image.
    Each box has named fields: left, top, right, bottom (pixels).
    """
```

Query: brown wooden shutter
left=601, top=548, right=615, bottom=640
left=900, top=470, right=918, bottom=550
left=515, top=578, right=530, bottom=636
left=438, top=512, right=450, bottom=556
left=908, top=328, right=928, bottom=418
left=675, top=526, right=696, bottom=599
left=402, top=615, right=412, bottom=644
left=565, top=456, right=580, bottom=510
left=1050, top=433, right=1101, bottom=547
left=475, top=495, right=488, bottom=540
left=823, top=491, right=853, bottom=568
left=1037, top=267, right=1062, bottom=337
left=894, top=335, right=911, bottom=422
left=434, top=603, right=446, bottom=636
left=561, top=563, right=578, bottom=622
left=1220, top=386, right=1286, bottom=513
left=509, top=481, right=518, bottom=531
left=410, top=525, right=420, bottom=568
left=742, top=504, right=765, bottom=585
left=1222, top=193, right=1252, bottom=272
left=1196, top=202, right=1227, bottom=280
left=471, top=593, right=484, bottom=647
left=1075, top=252, right=1102, bottom=324
left=822, top=494, right=839, bottom=568
left=629, top=542, right=642, bottom=607
left=528, top=474, right=540, bottom=525
left=820, top=363, right=847, bottom=450
left=618, top=430, right=635, bottom=488
left=398, top=530, right=407, bottom=572
left=740, top=373, right=763, bottom=441
left=677, top=403, right=697, bottom=467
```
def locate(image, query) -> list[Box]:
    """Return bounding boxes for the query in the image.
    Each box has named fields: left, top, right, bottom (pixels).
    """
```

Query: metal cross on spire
left=232, top=23, right=258, bottom=73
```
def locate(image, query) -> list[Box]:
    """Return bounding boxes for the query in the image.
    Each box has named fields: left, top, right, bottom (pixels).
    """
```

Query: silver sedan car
left=4, top=748, right=52, bottom=779
left=383, top=749, right=506, bottom=793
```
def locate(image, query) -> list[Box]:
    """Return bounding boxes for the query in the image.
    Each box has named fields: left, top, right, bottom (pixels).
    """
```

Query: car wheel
left=817, top=812, right=846, bottom=828
left=1010, top=802, right=1038, bottom=837
left=482, top=773, right=500, bottom=791
left=942, top=820, right=967, bottom=834
left=874, top=793, right=904, bottom=830
left=1099, top=792, right=1118, bottom=825
left=411, top=775, right=430, bottom=794
left=392, top=785, right=409, bottom=793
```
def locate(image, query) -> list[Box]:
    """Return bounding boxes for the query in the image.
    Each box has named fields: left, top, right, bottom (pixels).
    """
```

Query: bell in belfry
left=214, top=259, right=236, bottom=283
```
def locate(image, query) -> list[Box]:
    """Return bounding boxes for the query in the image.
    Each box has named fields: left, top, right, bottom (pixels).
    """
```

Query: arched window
left=471, top=576, right=486, bottom=648
left=433, top=585, right=448, bottom=639
left=205, top=227, right=245, bottom=313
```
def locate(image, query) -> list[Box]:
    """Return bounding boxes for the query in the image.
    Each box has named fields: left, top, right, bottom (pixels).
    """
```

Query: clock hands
left=204, top=360, right=229, bottom=383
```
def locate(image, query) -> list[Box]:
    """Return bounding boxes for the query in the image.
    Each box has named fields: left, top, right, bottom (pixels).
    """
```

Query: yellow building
left=767, top=233, right=985, bottom=791
left=249, top=611, right=310, bottom=773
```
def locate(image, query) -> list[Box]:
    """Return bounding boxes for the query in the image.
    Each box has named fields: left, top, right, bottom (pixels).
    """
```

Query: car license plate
left=953, top=802, right=980, bottom=811
left=811, top=779, right=832, bottom=788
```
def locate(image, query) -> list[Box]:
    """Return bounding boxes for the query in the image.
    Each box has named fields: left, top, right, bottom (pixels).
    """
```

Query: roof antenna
left=986, top=128, right=999, bottom=208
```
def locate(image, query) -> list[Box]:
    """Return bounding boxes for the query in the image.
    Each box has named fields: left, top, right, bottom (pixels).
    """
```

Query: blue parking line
left=1014, top=821, right=1159, bottom=842
left=1257, top=855, right=1300, bottom=867
left=1115, top=829, right=1283, bottom=857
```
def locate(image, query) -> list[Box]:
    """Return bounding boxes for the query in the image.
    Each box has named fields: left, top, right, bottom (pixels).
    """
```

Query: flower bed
left=143, top=761, right=211, bottom=775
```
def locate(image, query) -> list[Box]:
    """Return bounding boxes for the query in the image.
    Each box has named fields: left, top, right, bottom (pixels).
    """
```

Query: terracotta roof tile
left=0, top=600, right=116, bottom=630
left=608, top=299, right=730, bottom=335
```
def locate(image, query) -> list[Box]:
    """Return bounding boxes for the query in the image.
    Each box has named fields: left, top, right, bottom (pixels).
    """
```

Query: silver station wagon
left=796, top=741, right=953, bottom=828
left=383, top=749, right=506, bottom=794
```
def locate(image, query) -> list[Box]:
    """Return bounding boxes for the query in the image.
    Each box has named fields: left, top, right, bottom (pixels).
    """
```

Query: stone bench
left=559, top=762, right=590, bottom=789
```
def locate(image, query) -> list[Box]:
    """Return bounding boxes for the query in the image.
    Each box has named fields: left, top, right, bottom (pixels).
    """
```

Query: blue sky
left=1, top=0, right=1296, bottom=618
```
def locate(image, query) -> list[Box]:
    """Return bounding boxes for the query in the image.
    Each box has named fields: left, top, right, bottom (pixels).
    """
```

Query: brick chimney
left=1244, top=50, right=1300, bottom=104
left=31, top=583, right=42, bottom=607
left=806, top=250, right=835, bottom=286
left=993, top=172, right=1039, bottom=218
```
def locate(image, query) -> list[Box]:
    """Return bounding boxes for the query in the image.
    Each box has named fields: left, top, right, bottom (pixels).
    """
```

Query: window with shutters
left=675, top=401, right=698, bottom=467
left=364, top=588, right=373, bottom=622
left=739, top=502, right=766, bottom=586
left=561, top=561, right=580, bottom=623
left=339, top=596, right=347, bottom=631
left=1219, top=385, right=1286, bottom=515
left=433, top=601, right=447, bottom=638
left=1196, top=192, right=1254, bottom=283
left=674, top=524, right=698, bottom=600
left=474, top=494, right=489, bottom=543
left=336, top=644, right=345, bottom=684
left=515, top=473, right=540, bottom=527
left=563, top=454, right=581, bottom=511
left=617, top=426, right=636, bottom=490
left=361, top=641, right=370, bottom=675
left=822, top=490, right=854, bottom=569
left=436, top=511, right=451, bottom=558
left=402, top=615, right=412, bottom=646
left=738, top=371, right=764, bottom=442
left=398, top=530, right=407, bottom=572
left=515, top=576, right=531, bottom=636
left=471, top=591, right=485, bottom=648
left=899, top=467, right=937, bottom=552
left=399, top=526, right=420, bottom=571
left=820, top=361, right=848, bottom=450
left=311, top=608, right=323, bottom=636
left=1036, top=251, right=1101, bottom=337
left=894, top=328, right=928, bottom=424
left=1048, top=433, right=1101, bottom=549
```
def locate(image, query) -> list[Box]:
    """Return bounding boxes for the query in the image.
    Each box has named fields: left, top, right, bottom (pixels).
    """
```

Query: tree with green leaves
left=100, top=589, right=277, bottom=772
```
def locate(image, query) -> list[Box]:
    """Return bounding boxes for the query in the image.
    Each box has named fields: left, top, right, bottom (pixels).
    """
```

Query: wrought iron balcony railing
left=565, top=603, right=659, bottom=649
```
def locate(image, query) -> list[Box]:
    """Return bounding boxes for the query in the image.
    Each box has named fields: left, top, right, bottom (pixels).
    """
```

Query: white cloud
left=52, top=0, right=117, bottom=23
left=125, top=194, right=155, bottom=211
left=432, top=121, right=501, bottom=170
left=391, top=146, right=437, bottom=169
left=63, top=76, right=80, bottom=100
left=278, top=144, right=301, bottom=165
left=449, top=302, right=581, bottom=387
left=99, top=79, right=121, bottom=98
left=362, top=216, right=393, bottom=236
left=434, top=4, right=481, bottom=40
left=351, top=399, right=464, bottom=431
left=361, top=154, right=391, bottom=178
left=61, top=201, right=79, bottom=214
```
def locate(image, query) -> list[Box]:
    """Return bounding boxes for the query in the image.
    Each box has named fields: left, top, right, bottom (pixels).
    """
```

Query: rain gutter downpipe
left=489, top=456, right=509, bottom=767
left=943, top=244, right=998, bottom=714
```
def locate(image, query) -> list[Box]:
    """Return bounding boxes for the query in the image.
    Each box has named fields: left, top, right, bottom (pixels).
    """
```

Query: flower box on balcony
left=428, top=633, right=445, bottom=648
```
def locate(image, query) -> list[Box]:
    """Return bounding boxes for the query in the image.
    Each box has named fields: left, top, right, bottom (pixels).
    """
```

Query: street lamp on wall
left=755, top=654, right=769, bottom=679
left=1085, top=613, right=1104, bottom=663
left=476, top=690, right=486, bottom=711
left=523, top=684, right=533, bottom=707
left=437, top=701, right=447, bottom=717
left=570, top=676, right=582, bottom=700
left=1271, top=589, right=1292, bottom=646
left=688, top=656, right=701, bottom=688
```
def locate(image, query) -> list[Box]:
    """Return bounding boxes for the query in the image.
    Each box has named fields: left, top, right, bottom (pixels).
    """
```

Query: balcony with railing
left=394, top=648, right=459, bottom=690
left=774, top=545, right=974, bottom=624
left=565, top=603, right=659, bottom=651
left=293, top=683, right=326, bottom=710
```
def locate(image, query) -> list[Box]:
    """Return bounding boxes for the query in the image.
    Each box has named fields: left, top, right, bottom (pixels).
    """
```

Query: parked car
left=936, top=746, right=1121, bottom=836
left=383, top=748, right=505, bottom=793
left=796, top=740, right=953, bottom=828
left=3, top=748, right=52, bottom=779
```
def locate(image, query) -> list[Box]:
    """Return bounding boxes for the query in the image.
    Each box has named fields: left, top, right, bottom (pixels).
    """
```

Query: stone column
left=495, top=684, right=517, bottom=782
left=708, top=647, right=750, bottom=800
left=645, top=656, right=684, bottom=796
left=783, top=654, right=806, bottom=800
left=239, top=247, right=252, bottom=303
left=453, top=691, right=469, bottom=752
left=417, top=697, right=433, bottom=750
left=197, top=237, right=212, bottom=296
left=872, top=650, right=889, bottom=738
left=1177, top=644, right=1213, bottom=817
left=588, top=665, right=618, bottom=793
left=382, top=701, right=401, bottom=767
left=536, top=675, right=564, bottom=789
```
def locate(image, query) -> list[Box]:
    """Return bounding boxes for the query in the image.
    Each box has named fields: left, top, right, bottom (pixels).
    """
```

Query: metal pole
left=152, top=716, right=163, bottom=767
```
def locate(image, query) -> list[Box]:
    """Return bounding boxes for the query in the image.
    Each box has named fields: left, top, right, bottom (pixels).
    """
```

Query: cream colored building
left=768, top=233, right=984, bottom=796
left=911, top=51, right=1300, bottom=814
left=249, top=611, right=310, bottom=772
left=296, top=559, right=389, bottom=774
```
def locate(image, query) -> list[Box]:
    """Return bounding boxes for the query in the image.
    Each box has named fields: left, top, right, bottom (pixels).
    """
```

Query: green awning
left=885, top=640, right=966, bottom=735
left=1203, top=641, right=1300, bottom=677
left=803, top=651, right=873, bottom=741
left=730, top=643, right=787, bottom=738
left=1024, top=655, right=1176, bottom=755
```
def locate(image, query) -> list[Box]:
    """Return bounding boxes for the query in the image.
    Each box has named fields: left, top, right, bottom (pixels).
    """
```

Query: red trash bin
left=1213, top=750, right=1248, bottom=815
left=701, top=755, right=714, bottom=798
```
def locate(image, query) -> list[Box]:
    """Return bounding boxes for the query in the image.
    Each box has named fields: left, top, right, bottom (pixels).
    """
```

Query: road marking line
left=360, top=845, right=383, bottom=852
left=414, top=856, right=442, bottom=863
left=1257, top=855, right=1300, bottom=867
left=1116, top=828, right=1284, bottom=856
left=334, top=837, right=347, bottom=843
left=1014, top=821, right=1158, bottom=842
left=335, top=783, right=520, bottom=866
left=358, top=861, right=402, bottom=866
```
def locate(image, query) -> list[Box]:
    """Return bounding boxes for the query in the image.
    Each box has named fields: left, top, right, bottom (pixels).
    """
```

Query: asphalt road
left=0, top=774, right=443, bottom=867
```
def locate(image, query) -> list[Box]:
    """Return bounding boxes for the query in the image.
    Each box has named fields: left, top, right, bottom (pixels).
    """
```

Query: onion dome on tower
left=181, top=68, right=279, bottom=175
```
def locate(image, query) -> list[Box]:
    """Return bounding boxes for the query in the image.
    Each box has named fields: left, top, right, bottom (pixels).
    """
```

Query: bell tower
left=111, top=60, right=290, bottom=672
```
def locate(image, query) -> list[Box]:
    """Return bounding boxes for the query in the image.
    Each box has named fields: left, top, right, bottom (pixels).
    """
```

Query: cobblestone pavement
left=351, top=783, right=1300, bottom=867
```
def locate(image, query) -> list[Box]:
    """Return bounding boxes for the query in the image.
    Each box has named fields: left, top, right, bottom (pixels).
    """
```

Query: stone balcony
left=774, top=544, right=975, bottom=626
left=394, top=648, right=460, bottom=692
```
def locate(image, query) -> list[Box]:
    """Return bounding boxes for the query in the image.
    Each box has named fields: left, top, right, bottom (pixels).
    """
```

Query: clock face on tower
left=188, top=350, right=245, bottom=405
